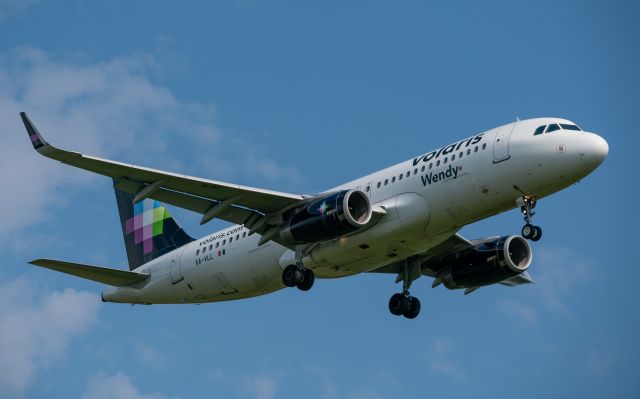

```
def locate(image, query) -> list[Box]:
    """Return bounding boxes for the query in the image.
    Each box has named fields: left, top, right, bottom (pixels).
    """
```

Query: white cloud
left=497, top=298, right=539, bottom=326
left=0, top=0, right=38, bottom=19
left=82, top=371, right=172, bottom=399
left=426, top=338, right=467, bottom=381
left=531, top=246, right=596, bottom=313
left=132, top=341, right=166, bottom=369
left=587, top=349, right=617, bottom=377
left=0, top=277, right=100, bottom=394
left=208, top=369, right=280, bottom=399
left=241, top=374, right=279, bottom=399
left=0, top=46, right=303, bottom=243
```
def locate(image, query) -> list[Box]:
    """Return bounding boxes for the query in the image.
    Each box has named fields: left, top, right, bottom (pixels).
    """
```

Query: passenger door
left=493, top=123, right=515, bottom=163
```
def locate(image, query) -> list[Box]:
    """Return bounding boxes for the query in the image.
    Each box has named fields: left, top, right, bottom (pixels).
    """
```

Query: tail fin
left=114, top=181, right=194, bottom=270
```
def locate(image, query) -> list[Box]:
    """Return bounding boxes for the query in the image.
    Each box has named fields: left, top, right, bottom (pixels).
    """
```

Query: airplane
left=20, top=112, right=608, bottom=319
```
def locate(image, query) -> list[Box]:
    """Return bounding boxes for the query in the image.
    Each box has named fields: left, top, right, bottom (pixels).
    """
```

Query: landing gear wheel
left=522, top=223, right=535, bottom=239
left=530, top=226, right=542, bottom=242
left=282, top=265, right=302, bottom=287
left=388, top=293, right=410, bottom=316
left=403, top=296, right=421, bottom=319
left=517, top=194, right=543, bottom=241
left=296, top=268, right=315, bottom=291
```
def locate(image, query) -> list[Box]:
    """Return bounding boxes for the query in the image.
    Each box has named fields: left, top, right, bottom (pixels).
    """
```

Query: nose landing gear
left=517, top=194, right=542, bottom=241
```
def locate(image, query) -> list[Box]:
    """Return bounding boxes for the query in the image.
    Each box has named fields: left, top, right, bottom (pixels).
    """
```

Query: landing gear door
left=493, top=123, right=515, bottom=163
left=170, top=248, right=184, bottom=284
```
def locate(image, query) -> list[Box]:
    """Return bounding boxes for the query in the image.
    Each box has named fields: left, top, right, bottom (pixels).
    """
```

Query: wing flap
left=29, top=259, right=149, bottom=287
left=113, top=178, right=257, bottom=226
left=367, top=233, right=472, bottom=276
left=500, top=271, right=535, bottom=286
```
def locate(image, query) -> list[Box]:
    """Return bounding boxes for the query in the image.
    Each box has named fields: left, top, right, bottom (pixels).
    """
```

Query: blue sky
left=0, top=1, right=638, bottom=398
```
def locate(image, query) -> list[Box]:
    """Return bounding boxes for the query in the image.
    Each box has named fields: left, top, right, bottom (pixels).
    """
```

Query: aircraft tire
left=530, top=226, right=542, bottom=242
left=282, top=265, right=301, bottom=287
left=389, top=293, right=409, bottom=316
left=403, top=297, right=421, bottom=319
left=296, top=269, right=315, bottom=291
left=522, top=223, right=535, bottom=239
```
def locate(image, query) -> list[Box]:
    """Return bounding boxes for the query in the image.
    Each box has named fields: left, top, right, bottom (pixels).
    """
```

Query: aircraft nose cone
left=578, top=133, right=609, bottom=168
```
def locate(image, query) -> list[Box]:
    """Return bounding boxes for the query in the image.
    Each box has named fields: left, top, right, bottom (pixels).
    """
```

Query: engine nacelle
left=439, top=236, right=532, bottom=289
left=280, top=189, right=372, bottom=244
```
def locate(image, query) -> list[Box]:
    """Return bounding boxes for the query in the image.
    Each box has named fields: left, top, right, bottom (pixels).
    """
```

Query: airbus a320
left=21, top=113, right=608, bottom=319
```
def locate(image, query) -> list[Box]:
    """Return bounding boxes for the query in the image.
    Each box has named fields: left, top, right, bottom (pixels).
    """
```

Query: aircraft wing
left=29, top=259, right=149, bottom=287
left=369, top=233, right=474, bottom=276
left=20, top=113, right=308, bottom=230
left=369, top=233, right=534, bottom=287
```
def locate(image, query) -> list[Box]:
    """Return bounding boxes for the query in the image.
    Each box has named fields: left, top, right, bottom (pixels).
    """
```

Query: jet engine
left=437, top=236, right=532, bottom=289
left=279, top=189, right=372, bottom=244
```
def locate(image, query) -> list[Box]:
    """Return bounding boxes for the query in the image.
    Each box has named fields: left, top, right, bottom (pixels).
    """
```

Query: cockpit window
left=560, top=123, right=582, bottom=131
left=534, top=125, right=546, bottom=135
left=545, top=124, right=561, bottom=133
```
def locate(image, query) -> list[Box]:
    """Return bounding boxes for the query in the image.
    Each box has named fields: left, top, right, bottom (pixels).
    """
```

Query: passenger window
left=216, top=242, right=219, bottom=248
left=451, top=154, right=456, bottom=160
left=474, top=146, right=478, bottom=152
left=222, top=239, right=226, bottom=245
left=196, top=249, right=200, bottom=255
left=202, top=247, right=206, bottom=253
left=209, top=244, right=213, bottom=250
left=560, top=123, right=582, bottom=131
left=413, top=168, right=418, bottom=175
left=467, top=149, right=471, bottom=155
left=436, top=160, right=440, bottom=166
left=546, top=124, right=561, bottom=133
left=384, top=179, right=388, bottom=185
left=377, top=182, right=381, bottom=188
left=229, top=237, right=233, bottom=243
left=392, top=176, right=396, bottom=183
left=406, top=171, right=410, bottom=177
left=444, top=157, right=448, bottom=164
left=421, top=165, right=426, bottom=172
left=428, top=163, right=432, bottom=169
left=399, top=174, right=403, bottom=180
left=534, top=125, right=546, bottom=135
left=459, top=151, right=463, bottom=158
left=236, top=234, right=239, bottom=240
left=482, top=143, right=486, bottom=150
left=242, top=232, right=246, bottom=238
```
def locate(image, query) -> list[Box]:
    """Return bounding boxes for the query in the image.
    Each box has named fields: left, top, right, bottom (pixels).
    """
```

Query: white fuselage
left=102, top=117, right=607, bottom=304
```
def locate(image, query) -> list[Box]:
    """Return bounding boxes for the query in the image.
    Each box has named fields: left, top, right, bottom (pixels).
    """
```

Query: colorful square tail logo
left=124, top=199, right=170, bottom=255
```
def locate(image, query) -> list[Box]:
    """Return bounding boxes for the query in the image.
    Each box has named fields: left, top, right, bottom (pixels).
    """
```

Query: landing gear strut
left=516, top=194, right=542, bottom=241
left=282, top=246, right=315, bottom=291
left=388, top=258, right=422, bottom=319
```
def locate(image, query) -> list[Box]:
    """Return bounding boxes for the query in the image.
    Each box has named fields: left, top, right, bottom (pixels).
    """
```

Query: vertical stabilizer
left=113, top=181, right=194, bottom=270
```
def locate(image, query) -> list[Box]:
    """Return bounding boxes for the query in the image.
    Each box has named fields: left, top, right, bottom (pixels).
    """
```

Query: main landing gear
left=517, top=194, right=542, bottom=242
left=388, top=258, right=422, bottom=319
left=282, top=247, right=315, bottom=291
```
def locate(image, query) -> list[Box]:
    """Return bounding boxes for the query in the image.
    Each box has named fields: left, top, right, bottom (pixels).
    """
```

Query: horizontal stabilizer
left=29, top=259, right=149, bottom=287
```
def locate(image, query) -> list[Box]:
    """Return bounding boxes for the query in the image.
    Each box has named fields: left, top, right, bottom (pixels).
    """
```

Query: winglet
left=20, top=112, right=49, bottom=150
